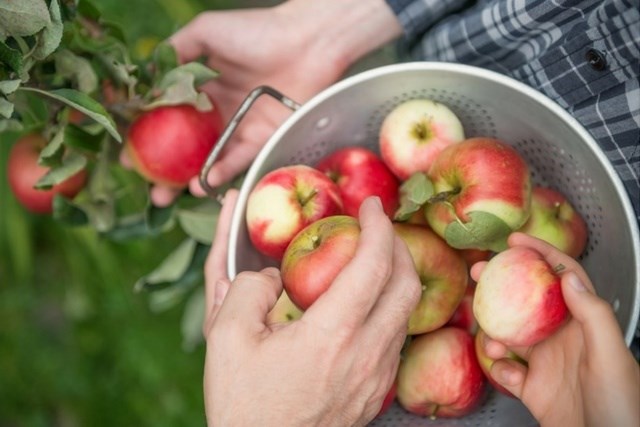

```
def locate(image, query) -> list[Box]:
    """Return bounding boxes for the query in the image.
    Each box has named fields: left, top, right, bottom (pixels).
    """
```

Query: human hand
left=202, top=196, right=421, bottom=426
left=472, top=232, right=640, bottom=427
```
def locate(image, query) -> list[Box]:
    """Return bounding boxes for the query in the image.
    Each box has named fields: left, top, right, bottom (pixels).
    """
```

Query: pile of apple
left=245, top=98, right=588, bottom=419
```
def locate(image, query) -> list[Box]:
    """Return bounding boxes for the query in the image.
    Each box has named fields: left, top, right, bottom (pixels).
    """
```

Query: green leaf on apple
left=444, top=211, right=512, bottom=252
left=394, top=172, right=434, bottom=221
left=18, top=87, right=121, bottom=142
left=177, top=199, right=221, bottom=245
left=144, top=71, right=213, bottom=112
left=35, top=150, right=87, bottom=189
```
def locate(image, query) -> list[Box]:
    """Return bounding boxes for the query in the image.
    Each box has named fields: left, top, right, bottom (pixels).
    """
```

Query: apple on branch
left=518, top=186, right=588, bottom=258
left=425, top=137, right=532, bottom=252
left=473, top=246, right=568, bottom=347
left=246, top=165, right=343, bottom=261
left=397, top=327, right=486, bottom=419
left=315, top=146, right=399, bottom=218
left=379, top=99, right=465, bottom=180
left=280, top=215, right=359, bottom=310
left=393, top=223, right=468, bottom=335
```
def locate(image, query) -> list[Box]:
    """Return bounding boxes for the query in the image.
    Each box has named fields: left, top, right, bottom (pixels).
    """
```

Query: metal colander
left=203, top=62, right=640, bottom=426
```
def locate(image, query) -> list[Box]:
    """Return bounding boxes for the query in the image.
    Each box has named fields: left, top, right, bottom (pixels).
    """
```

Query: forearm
left=276, top=0, right=403, bottom=74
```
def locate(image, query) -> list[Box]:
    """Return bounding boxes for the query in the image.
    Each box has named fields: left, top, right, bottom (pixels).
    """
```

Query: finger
left=203, top=278, right=231, bottom=338
left=168, top=12, right=218, bottom=64
left=215, top=267, right=283, bottom=337
left=204, top=189, right=239, bottom=316
left=489, top=358, right=528, bottom=400
left=470, top=261, right=488, bottom=282
left=483, top=333, right=533, bottom=363
left=561, top=272, right=628, bottom=359
left=363, top=234, right=421, bottom=345
left=119, top=148, right=133, bottom=169
left=304, top=197, right=396, bottom=330
left=150, top=185, right=182, bottom=207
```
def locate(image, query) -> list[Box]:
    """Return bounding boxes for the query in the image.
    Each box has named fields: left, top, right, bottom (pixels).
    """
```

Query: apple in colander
left=379, top=98, right=466, bottom=181
left=424, top=137, right=532, bottom=252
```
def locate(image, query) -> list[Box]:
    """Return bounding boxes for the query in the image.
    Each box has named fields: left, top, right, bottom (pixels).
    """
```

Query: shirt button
left=585, top=48, right=607, bottom=71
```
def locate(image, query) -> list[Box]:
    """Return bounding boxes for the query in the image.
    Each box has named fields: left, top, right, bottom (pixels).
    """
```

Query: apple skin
left=125, top=104, right=224, bottom=187
left=445, top=284, right=478, bottom=335
left=266, top=290, right=304, bottom=324
left=376, top=381, right=397, bottom=418
left=246, top=165, right=344, bottom=260
left=7, top=134, right=87, bottom=215
left=393, top=223, right=468, bottom=335
left=316, top=146, right=399, bottom=218
left=379, top=99, right=465, bottom=180
left=473, top=246, right=568, bottom=347
left=518, top=186, right=588, bottom=258
left=425, top=137, right=532, bottom=252
left=474, top=328, right=525, bottom=398
left=281, top=215, right=359, bottom=310
left=397, top=327, right=486, bottom=419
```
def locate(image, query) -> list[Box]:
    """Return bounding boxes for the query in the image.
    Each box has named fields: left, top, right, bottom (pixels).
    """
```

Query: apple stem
left=426, top=189, right=459, bottom=204
left=298, top=189, right=319, bottom=206
left=553, top=263, right=566, bottom=274
left=429, top=405, right=439, bottom=420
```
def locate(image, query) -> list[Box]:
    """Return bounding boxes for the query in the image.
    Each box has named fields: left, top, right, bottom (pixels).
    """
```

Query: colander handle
left=199, top=85, right=302, bottom=200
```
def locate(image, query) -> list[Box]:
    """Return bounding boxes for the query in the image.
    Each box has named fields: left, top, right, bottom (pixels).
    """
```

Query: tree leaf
left=38, top=125, right=65, bottom=167
left=12, top=89, right=48, bottom=127
left=181, top=286, right=205, bottom=352
left=0, top=79, right=20, bottom=95
left=444, top=211, right=512, bottom=252
left=64, top=123, right=105, bottom=152
left=145, top=203, right=175, bottom=234
left=134, top=238, right=197, bottom=292
left=35, top=150, right=87, bottom=189
left=52, top=195, right=89, bottom=226
left=0, top=0, right=50, bottom=38
left=0, top=118, right=23, bottom=132
left=144, top=71, right=212, bottom=111
left=177, top=199, right=220, bottom=244
left=0, top=41, right=24, bottom=74
left=157, top=62, right=219, bottom=90
left=54, top=49, right=99, bottom=93
left=32, top=0, right=63, bottom=60
left=152, top=41, right=178, bottom=78
left=76, top=0, right=101, bottom=20
left=19, top=87, right=121, bottom=142
left=0, top=95, right=13, bottom=118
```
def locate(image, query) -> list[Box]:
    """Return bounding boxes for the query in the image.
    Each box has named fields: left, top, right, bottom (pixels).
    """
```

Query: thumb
left=561, top=272, right=627, bottom=356
left=489, top=358, right=528, bottom=400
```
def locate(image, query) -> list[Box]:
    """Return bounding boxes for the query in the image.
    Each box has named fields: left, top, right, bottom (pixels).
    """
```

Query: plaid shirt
left=386, top=0, right=640, bottom=223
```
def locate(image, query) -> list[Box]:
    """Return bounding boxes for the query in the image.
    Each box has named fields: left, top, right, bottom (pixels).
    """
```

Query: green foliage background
left=0, top=1, right=247, bottom=426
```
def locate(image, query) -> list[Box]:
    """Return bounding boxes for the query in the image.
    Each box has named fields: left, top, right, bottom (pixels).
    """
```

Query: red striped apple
left=397, top=327, right=486, bottom=419
left=445, top=285, right=478, bottom=335
left=316, top=146, right=399, bottom=218
left=126, top=104, right=223, bottom=187
left=473, top=246, right=568, bottom=347
left=281, top=215, right=359, bottom=310
left=7, top=134, right=87, bottom=214
left=425, top=137, right=532, bottom=252
left=246, top=165, right=343, bottom=260
left=518, top=186, right=588, bottom=258
left=393, top=223, right=468, bottom=335
left=379, top=99, right=465, bottom=180
left=474, top=328, right=526, bottom=398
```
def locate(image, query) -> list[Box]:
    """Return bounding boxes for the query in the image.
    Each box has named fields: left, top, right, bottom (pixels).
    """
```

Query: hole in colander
left=613, top=298, right=621, bottom=312
left=315, top=117, right=330, bottom=130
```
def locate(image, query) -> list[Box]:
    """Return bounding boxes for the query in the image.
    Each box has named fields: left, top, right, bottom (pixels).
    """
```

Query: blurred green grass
left=0, top=1, right=238, bottom=426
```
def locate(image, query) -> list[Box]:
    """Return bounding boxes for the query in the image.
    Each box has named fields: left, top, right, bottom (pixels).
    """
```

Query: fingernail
left=370, top=196, right=382, bottom=209
left=566, top=272, right=586, bottom=292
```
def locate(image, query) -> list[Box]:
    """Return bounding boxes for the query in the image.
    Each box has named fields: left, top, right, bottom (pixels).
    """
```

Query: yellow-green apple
left=518, top=186, right=588, bottom=258
left=393, top=223, right=468, bottom=335
left=379, top=99, right=465, bottom=180
left=246, top=165, right=343, bottom=260
left=474, top=328, right=526, bottom=398
left=266, top=290, right=304, bottom=325
left=425, top=137, right=532, bottom=252
left=125, top=104, right=224, bottom=187
left=473, top=246, right=568, bottom=347
left=315, top=146, right=399, bottom=218
left=445, top=285, right=478, bottom=335
left=397, top=327, right=486, bottom=419
left=281, top=215, right=359, bottom=310
left=7, top=134, right=87, bottom=215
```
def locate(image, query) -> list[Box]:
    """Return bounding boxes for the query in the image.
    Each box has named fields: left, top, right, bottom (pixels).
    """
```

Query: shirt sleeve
left=384, top=0, right=471, bottom=41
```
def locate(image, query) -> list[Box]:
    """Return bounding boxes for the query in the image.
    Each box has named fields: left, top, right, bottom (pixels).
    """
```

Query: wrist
left=276, top=0, right=402, bottom=74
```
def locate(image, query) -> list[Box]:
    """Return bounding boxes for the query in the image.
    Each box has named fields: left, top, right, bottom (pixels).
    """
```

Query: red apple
left=7, top=134, right=87, bottom=214
left=315, top=146, right=399, bottom=218
left=474, top=328, right=525, bottom=398
left=393, top=223, right=468, bottom=335
left=425, top=137, right=532, bottom=252
left=397, top=327, right=485, bottom=419
left=379, top=99, right=465, bottom=180
left=246, top=165, right=343, bottom=260
left=445, top=285, right=478, bottom=335
left=266, top=289, right=304, bottom=324
left=376, top=381, right=397, bottom=418
left=281, top=215, right=359, bottom=310
left=518, top=186, right=588, bottom=258
left=473, top=246, right=568, bottom=347
left=125, top=104, right=224, bottom=187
